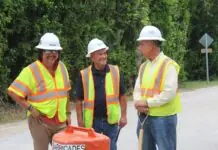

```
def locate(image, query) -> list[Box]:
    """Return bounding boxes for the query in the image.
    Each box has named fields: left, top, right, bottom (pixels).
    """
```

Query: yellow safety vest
left=8, top=60, right=71, bottom=122
left=81, top=65, right=121, bottom=128
left=139, top=54, right=181, bottom=116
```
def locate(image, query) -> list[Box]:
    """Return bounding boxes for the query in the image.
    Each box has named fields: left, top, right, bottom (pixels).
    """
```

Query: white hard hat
left=137, top=25, right=165, bottom=41
left=35, top=33, right=62, bottom=50
left=86, top=38, right=109, bottom=57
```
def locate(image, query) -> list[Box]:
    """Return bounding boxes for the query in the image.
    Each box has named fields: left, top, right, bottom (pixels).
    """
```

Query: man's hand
left=134, top=100, right=148, bottom=108
left=137, top=106, right=148, bottom=113
left=119, top=116, right=127, bottom=128
left=30, top=107, right=41, bottom=118
left=134, top=100, right=149, bottom=113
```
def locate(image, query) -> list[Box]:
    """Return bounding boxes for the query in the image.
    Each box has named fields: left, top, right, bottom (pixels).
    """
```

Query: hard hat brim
left=136, top=37, right=166, bottom=41
left=35, top=45, right=63, bottom=50
left=86, top=47, right=109, bottom=57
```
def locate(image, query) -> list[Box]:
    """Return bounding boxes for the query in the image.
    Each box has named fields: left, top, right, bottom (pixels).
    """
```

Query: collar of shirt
left=91, top=64, right=110, bottom=76
left=148, top=51, right=164, bottom=64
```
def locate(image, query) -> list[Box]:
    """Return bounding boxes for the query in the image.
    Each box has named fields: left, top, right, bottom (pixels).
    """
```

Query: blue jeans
left=136, top=114, right=177, bottom=150
left=93, top=117, right=118, bottom=150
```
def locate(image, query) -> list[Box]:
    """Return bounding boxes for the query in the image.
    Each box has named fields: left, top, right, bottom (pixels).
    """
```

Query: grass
left=0, top=104, right=26, bottom=124
left=179, top=80, right=218, bottom=90
left=0, top=102, right=76, bottom=124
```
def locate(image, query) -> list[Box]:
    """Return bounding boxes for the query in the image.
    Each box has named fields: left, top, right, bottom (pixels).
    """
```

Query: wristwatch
left=27, top=104, right=33, bottom=111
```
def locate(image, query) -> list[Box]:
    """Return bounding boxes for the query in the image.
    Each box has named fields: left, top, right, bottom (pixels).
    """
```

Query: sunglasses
left=43, top=50, right=59, bottom=54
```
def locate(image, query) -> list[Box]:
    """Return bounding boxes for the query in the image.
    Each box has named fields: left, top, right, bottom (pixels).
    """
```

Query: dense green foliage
left=0, top=0, right=217, bottom=102
left=148, top=0, right=190, bottom=81
left=186, top=0, right=218, bottom=80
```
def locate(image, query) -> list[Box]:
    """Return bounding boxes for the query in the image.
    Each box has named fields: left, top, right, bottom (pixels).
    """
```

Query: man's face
left=91, top=48, right=108, bottom=67
left=42, top=50, right=59, bottom=68
left=138, top=40, right=154, bottom=58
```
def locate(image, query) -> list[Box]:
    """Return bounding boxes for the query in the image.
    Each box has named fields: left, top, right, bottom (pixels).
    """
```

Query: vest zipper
left=53, top=77, right=60, bottom=117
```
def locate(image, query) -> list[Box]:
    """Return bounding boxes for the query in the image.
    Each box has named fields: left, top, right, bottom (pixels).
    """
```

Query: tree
left=148, top=0, right=190, bottom=81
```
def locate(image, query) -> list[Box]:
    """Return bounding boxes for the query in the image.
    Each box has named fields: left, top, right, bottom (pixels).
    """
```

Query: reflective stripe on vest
left=28, top=90, right=68, bottom=102
left=10, top=80, right=31, bottom=96
left=29, top=62, right=46, bottom=92
left=140, top=59, right=170, bottom=97
left=82, top=66, right=94, bottom=102
left=59, top=61, right=70, bottom=89
left=28, top=61, right=69, bottom=101
left=139, top=62, right=147, bottom=85
left=108, top=64, right=119, bottom=99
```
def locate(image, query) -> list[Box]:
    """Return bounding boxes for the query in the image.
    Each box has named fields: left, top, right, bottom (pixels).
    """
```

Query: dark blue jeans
left=93, top=117, right=118, bottom=150
left=137, top=114, right=177, bottom=150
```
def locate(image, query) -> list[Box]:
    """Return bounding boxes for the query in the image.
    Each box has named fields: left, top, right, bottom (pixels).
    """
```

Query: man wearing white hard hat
left=74, top=38, right=127, bottom=150
left=133, top=25, right=181, bottom=150
left=8, top=33, right=71, bottom=150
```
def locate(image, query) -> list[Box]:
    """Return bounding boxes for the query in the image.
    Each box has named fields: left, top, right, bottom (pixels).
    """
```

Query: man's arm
left=119, top=72, right=127, bottom=127
left=119, top=94, right=127, bottom=127
left=66, top=92, right=71, bottom=113
left=7, top=68, right=42, bottom=118
left=133, top=77, right=141, bottom=101
left=8, top=90, right=29, bottom=109
left=73, top=73, right=84, bottom=127
left=66, top=92, right=71, bottom=125
left=75, top=100, right=84, bottom=127
left=133, top=76, right=148, bottom=113
left=8, top=90, right=40, bottom=118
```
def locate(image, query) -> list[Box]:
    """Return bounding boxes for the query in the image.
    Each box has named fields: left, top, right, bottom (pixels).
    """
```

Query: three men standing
left=8, top=25, right=181, bottom=150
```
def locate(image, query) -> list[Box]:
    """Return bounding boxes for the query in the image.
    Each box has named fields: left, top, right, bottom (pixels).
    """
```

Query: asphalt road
left=1, top=86, right=218, bottom=150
